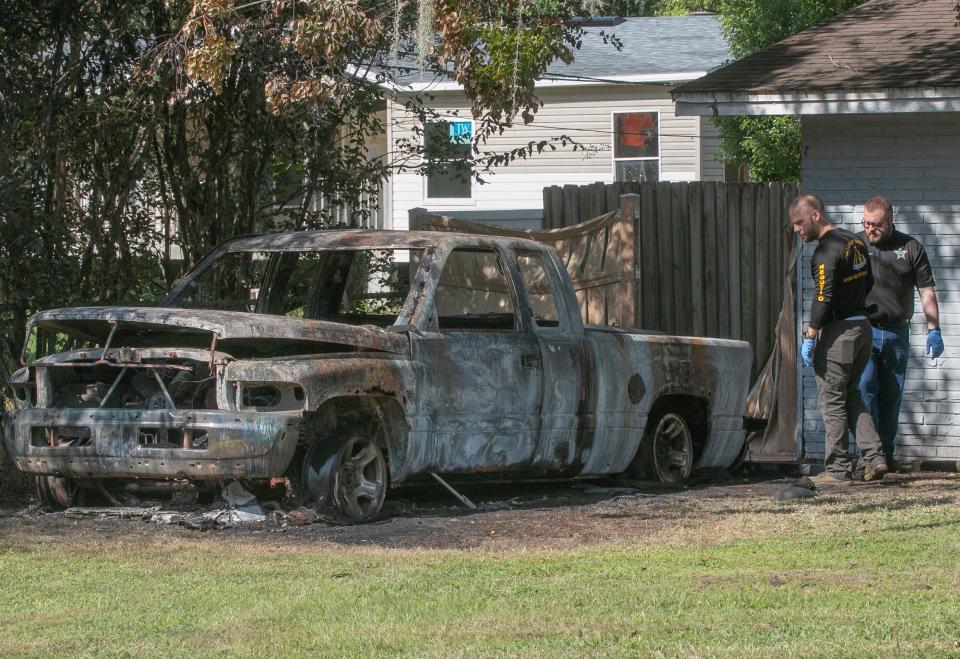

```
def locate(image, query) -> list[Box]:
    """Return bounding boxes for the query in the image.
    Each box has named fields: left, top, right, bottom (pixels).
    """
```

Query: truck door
left=411, top=247, right=543, bottom=472
left=515, top=250, right=585, bottom=470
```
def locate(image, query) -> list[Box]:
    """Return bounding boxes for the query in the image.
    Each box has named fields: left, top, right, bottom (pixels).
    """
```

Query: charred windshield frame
left=164, top=246, right=427, bottom=326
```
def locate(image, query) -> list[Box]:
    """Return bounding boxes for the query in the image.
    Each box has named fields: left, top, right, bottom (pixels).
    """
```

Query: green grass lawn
left=2, top=491, right=959, bottom=657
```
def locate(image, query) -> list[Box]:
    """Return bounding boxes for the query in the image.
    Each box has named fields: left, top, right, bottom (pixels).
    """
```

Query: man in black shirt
left=857, top=195, right=943, bottom=469
left=790, top=194, right=887, bottom=484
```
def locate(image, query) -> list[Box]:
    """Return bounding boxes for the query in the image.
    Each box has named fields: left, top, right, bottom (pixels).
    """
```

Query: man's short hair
left=789, top=193, right=826, bottom=215
left=864, top=195, right=893, bottom=219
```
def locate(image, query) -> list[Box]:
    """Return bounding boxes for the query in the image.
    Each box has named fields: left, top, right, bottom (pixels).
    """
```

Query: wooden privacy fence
left=632, top=181, right=797, bottom=374
left=412, top=181, right=799, bottom=376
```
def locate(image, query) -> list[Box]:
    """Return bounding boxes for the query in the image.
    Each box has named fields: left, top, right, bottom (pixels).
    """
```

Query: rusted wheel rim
left=651, top=413, right=693, bottom=483
left=332, top=436, right=387, bottom=521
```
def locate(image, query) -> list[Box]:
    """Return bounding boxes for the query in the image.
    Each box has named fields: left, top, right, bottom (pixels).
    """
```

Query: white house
left=377, top=15, right=732, bottom=230
left=673, top=0, right=960, bottom=465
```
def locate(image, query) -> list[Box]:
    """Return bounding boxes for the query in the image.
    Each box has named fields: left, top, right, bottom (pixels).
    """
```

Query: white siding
left=799, top=113, right=960, bottom=463
left=699, top=116, right=725, bottom=181
left=385, top=84, right=710, bottom=229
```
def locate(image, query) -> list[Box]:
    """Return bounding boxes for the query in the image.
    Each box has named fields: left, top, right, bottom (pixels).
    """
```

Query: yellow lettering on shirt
left=842, top=270, right=868, bottom=284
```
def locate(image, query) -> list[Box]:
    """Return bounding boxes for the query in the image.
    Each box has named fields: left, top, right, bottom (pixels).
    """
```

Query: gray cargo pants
left=814, top=318, right=885, bottom=477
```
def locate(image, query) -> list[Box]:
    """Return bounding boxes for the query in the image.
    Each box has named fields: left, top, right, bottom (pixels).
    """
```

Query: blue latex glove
left=800, top=337, right=816, bottom=368
left=926, top=329, right=944, bottom=358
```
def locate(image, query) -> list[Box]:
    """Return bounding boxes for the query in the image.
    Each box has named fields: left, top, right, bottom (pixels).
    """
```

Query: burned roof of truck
left=217, top=229, right=548, bottom=253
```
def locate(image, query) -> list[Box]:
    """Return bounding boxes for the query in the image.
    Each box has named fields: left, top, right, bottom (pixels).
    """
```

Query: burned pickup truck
left=5, top=230, right=751, bottom=520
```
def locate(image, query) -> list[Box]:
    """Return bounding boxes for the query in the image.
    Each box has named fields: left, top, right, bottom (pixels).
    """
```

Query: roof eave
left=381, top=70, right=710, bottom=93
left=674, top=87, right=960, bottom=116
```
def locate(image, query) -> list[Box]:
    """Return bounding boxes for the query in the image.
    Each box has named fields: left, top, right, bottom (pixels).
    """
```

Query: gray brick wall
left=799, top=113, right=960, bottom=463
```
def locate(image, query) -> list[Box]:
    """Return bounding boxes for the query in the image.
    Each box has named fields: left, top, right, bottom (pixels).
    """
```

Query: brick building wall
left=799, top=112, right=960, bottom=463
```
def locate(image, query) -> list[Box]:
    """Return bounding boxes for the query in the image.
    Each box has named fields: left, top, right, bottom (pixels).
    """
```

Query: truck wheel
left=642, top=412, right=694, bottom=483
left=35, top=475, right=88, bottom=509
left=300, top=435, right=388, bottom=522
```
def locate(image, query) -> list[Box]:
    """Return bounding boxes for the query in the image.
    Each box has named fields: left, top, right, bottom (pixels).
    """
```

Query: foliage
left=719, top=0, right=862, bottom=59
left=0, top=1, right=166, bottom=438
left=158, top=1, right=585, bottom=191
left=596, top=0, right=718, bottom=15
left=713, top=115, right=803, bottom=182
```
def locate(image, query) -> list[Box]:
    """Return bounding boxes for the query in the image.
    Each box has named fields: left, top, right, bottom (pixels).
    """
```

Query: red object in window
left=619, top=113, right=655, bottom=148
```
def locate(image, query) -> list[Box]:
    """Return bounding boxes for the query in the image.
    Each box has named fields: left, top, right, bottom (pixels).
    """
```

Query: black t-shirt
left=856, top=227, right=935, bottom=328
left=809, top=228, right=873, bottom=329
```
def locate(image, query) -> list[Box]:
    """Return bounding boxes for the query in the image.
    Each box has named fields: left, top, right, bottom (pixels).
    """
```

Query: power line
left=526, top=121, right=721, bottom=141
left=388, top=116, right=722, bottom=141
left=538, top=73, right=676, bottom=86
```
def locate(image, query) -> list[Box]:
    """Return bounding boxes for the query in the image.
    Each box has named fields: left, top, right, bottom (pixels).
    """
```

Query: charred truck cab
left=4, top=231, right=752, bottom=521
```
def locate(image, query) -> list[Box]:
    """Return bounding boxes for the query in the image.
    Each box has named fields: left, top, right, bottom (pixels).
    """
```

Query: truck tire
left=299, top=434, right=388, bottom=522
left=35, top=475, right=89, bottom=509
left=639, top=411, right=694, bottom=484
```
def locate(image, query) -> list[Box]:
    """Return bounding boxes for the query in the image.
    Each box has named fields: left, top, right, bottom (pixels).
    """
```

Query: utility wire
left=391, top=115, right=722, bottom=141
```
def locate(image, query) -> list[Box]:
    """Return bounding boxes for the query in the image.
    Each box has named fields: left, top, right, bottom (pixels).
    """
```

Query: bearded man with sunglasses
left=857, top=195, right=942, bottom=471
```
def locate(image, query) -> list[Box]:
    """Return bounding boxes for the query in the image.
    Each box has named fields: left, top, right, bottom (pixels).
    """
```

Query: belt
left=872, top=320, right=910, bottom=331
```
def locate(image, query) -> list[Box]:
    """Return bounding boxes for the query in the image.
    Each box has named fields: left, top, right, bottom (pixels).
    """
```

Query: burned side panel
left=405, top=330, right=543, bottom=475
left=223, top=354, right=419, bottom=483
left=575, top=332, right=647, bottom=475
left=579, top=329, right=752, bottom=475
left=223, top=353, right=416, bottom=413
left=528, top=336, right=585, bottom=472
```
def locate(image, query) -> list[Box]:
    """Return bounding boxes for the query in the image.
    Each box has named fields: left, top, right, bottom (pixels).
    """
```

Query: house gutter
left=365, top=70, right=709, bottom=93
left=673, top=87, right=960, bottom=116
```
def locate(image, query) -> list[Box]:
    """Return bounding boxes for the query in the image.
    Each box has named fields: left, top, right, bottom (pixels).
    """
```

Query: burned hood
left=29, top=307, right=409, bottom=355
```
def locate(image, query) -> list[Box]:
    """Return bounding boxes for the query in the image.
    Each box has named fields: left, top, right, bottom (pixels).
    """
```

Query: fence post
left=656, top=184, right=675, bottom=334
left=605, top=182, right=622, bottom=214
left=547, top=186, right=563, bottom=229
left=562, top=184, right=579, bottom=228
left=639, top=183, right=659, bottom=330
left=542, top=186, right=555, bottom=230
left=689, top=183, right=705, bottom=336
left=408, top=207, right=427, bottom=231
left=618, top=194, right=640, bottom=329
left=589, top=181, right=606, bottom=218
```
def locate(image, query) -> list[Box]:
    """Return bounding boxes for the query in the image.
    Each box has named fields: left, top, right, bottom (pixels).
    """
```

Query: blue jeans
left=857, top=324, right=910, bottom=463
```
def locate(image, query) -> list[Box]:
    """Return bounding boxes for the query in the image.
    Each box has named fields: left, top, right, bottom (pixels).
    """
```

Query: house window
left=425, top=120, right=473, bottom=199
left=612, top=112, right=659, bottom=183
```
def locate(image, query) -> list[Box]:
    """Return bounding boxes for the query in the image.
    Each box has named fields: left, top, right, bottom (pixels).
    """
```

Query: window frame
left=610, top=110, right=661, bottom=183
left=430, top=246, right=521, bottom=333
left=514, top=250, right=564, bottom=331
left=422, top=117, right=476, bottom=204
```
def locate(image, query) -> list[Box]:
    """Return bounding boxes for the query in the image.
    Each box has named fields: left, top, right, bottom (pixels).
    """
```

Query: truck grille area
left=137, top=427, right=209, bottom=450
left=41, top=359, right=217, bottom=410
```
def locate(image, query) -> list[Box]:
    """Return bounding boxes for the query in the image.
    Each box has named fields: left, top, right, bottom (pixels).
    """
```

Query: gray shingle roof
left=674, top=0, right=960, bottom=96
left=390, top=15, right=730, bottom=86
left=550, top=15, right=730, bottom=80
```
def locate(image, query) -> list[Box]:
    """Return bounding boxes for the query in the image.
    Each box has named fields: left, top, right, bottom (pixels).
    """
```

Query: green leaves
left=714, top=115, right=802, bottom=182
left=718, top=0, right=862, bottom=59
